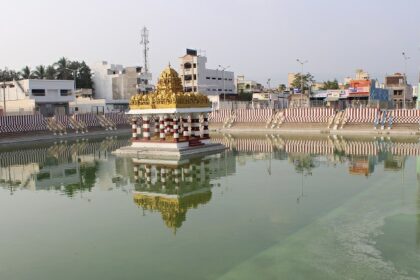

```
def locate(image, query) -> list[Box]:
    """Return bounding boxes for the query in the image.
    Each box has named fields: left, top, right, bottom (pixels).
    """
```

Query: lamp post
left=296, top=59, right=308, bottom=94
left=402, top=52, right=410, bottom=109
left=218, top=65, right=230, bottom=101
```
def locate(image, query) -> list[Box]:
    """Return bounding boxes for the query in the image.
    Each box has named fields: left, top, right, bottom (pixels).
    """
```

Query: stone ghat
left=210, top=134, right=420, bottom=156
left=209, top=108, right=420, bottom=133
left=0, top=112, right=130, bottom=136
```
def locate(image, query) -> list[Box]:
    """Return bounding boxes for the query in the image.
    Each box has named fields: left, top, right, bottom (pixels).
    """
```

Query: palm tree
left=33, top=65, right=46, bottom=79
left=45, top=65, right=57, bottom=80
left=55, top=57, right=73, bottom=80
left=9, top=70, right=21, bottom=81
left=21, top=66, right=33, bottom=79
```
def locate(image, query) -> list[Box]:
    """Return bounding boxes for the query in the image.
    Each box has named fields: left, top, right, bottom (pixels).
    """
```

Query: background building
left=0, top=79, right=75, bottom=116
left=236, top=75, right=263, bottom=94
left=179, top=49, right=235, bottom=96
left=384, top=73, right=413, bottom=108
left=92, top=61, right=152, bottom=111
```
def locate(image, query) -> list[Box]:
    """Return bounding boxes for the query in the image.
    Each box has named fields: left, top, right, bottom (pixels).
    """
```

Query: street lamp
left=296, top=59, right=308, bottom=94
left=402, top=52, right=410, bottom=109
left=65, top=67, right=78, bottom=94
left=218, top=65, right=230, bottom=101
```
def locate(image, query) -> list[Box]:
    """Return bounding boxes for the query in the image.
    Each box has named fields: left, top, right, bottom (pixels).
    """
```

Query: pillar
left=173, top=116, right=180, bottom=142
left=182, top=115, right=190, bottom=141
left=164, top=115, right=170, bottom=135
left=133, top=165, right=139, bottom=182
left=145, top=164, right=152, bottom=188
left=142, top=115, right=151, bottom=141
left=202, top=113, right=209, bottom=139
left=131, top=118, right=138, bottom=140
left=191, top=113, right=200, bottom=138
left=154, top=116, right=160, bottom=139
left=174, top=167, right=180, bottom=191
left=136, top=118, right=142, bottom=139
left=161, top=167, right=166, bottom=190
left=159, top=115, right=166, bottom=141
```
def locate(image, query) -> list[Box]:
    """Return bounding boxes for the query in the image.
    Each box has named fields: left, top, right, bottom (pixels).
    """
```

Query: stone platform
left=113, top=142, right=225, bottom=161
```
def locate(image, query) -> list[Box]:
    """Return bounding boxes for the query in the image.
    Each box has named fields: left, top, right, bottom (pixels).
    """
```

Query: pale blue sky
left=0, top=0, right=419, bottom=85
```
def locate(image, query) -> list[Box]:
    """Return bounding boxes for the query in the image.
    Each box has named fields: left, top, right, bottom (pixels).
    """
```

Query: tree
left=0, top=69, right=20, bottom=81
left=238, top=92, right=253, bottom=101
left=45, top=65, right=57, bottom=80
left=21, top=66, right=33, bottom=79
left=291, top=73, right=315, bottom=93
left=75, top=61, right=93, bottom=89
left=55, top=57, right=73, bottom=80
left=320, top=79, right=339, bottom=90
left=33, top=65, right=47, bottom=79
left=278, top=84, right=286, bottom=92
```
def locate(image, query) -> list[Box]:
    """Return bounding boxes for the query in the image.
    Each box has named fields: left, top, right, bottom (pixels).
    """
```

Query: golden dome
left=156, top=65, right=184, bottom=95
left=133, top=191, right=212, bottom=231
left=129, top=64, right=211, bottom=109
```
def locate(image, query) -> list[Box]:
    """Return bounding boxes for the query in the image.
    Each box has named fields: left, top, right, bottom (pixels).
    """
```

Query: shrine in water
left=114, top=65, right=225, bottom=159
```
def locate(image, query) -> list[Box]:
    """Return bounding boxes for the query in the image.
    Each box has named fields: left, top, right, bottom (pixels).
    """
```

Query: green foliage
left=320, top=79, right=339, bottom=90
left=33, top=65, right=46, bottom=79
left=291, top=73, right=315, bottom=92
left=278, top=84, right=286, bottom=92
left=238, top=92, right=253, bottom=101
left=0, top=69, right=20, bottom=82
left=0, top=57, right=93, bottom=89
left=45, top=65, right=57, bottom=80
left=21, top=66, right=33, bottom=79
left=55, top=57, right=73, bottom=80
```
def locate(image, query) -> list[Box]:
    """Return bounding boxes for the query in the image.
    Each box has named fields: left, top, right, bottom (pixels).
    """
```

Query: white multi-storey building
left=179, top=49, right=235, bottom=97
left=92, top=61, right=153, bottom=111
left=1, top=79, right=75, bottom=116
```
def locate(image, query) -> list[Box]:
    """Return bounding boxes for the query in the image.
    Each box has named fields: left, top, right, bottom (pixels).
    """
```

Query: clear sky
left=1, top=0, right=419, bottom=86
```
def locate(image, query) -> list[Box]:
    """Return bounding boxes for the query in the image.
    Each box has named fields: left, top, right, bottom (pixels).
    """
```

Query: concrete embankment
left=0, top=128, right=131, bottom=147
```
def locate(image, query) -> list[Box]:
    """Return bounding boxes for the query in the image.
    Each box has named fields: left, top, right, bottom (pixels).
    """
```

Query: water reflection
left=0, top=134, right=419, bottom=233
left=211, top=134, right=419, bottom=178
left=0, top=137, right=130, bottom=196
left=1, top=135, right=419, bottom=194
left=132, top=154, right=235, bottom=232
left=1, top=135, right=420, bottom=279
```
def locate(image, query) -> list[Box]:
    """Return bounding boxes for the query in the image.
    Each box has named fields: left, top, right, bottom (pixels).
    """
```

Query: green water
left=0, top=136, right=419, bottom=280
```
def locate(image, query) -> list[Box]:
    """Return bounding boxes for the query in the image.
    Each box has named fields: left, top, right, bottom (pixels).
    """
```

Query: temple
left=114, top=65, right=225, bottom=159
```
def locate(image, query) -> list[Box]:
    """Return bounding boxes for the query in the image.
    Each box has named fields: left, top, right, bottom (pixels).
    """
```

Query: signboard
left=311, top=91, right=328, bottom=98
left=348, top=87, right=370, bottom=96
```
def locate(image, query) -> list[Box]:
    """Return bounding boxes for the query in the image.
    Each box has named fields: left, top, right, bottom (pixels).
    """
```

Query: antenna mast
left=140, top=27, right=150, bottom=74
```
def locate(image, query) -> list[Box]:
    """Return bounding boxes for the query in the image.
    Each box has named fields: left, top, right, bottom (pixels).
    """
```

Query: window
left=184, top=75, right=192, bottom=81
left=218, top=78, right=222, bottom=80
left=75, top=107, right=79, bottom=112
left=206, top=77, right=210, bottom=80
left=193, top=74, right=197, bottom=80
left=60, top=89, right=72, bottom=96
left=32, top=89, right=45, bottom=96
left=184, top=62, right=192, bottom=69
left=218, top=89, right=222, bottom=91
left=193, top=63, right=197, bottom=68
left=212, top=77, right=216, bottom=80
